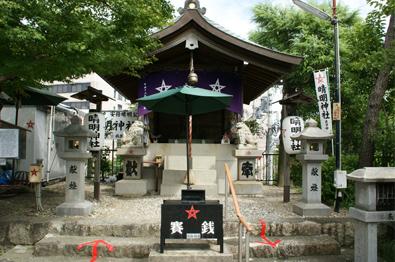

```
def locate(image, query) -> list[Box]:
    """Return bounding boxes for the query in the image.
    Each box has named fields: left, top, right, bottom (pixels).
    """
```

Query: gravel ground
left=0, top=180, right=348, bottom=224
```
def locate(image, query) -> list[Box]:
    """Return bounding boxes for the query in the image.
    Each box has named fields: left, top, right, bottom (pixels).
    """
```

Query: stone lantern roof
left=291, top=119, right=333, bottom=140
left=347, top=167, right=395, bottom=182
left=54, top=116, right=96, bottom=138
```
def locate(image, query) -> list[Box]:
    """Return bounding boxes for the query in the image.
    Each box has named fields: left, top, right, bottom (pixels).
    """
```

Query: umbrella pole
left=186, top=115, right=191, bottom=189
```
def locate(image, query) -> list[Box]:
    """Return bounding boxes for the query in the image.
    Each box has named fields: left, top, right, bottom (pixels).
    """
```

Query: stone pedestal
left=115, top=146, right=148, bottom=196
left=234, top=181, right=264, bottom=195
left=233, top=149, right=264, bottom=195
left=115, top=179, right=148, bottom=196
left=292, top=154, right=330, bottom=216
left=56, top=201, right=93, bottom=216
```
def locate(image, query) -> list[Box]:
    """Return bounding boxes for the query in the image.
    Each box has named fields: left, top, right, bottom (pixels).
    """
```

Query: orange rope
left=224, top=163, right=253, bottom=232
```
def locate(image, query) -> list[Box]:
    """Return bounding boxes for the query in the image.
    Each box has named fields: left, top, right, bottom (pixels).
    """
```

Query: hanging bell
left=188, top=72, right=198, bottom=85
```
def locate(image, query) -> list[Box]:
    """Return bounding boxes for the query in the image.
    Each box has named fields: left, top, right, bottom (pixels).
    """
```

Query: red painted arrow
left=256, top=219, right=281, bottom=248
left=77, top=239, right=114, bottom=262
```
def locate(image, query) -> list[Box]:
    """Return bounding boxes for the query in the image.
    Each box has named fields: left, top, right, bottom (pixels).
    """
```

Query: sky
left=169, top=0, right=374, bottom=39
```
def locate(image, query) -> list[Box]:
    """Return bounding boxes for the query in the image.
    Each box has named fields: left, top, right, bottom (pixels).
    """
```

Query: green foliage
left=321, top=155, right=358, bottom=207
left=0, top=0, right=173, bottom=91
left=101, top=147, right=112, bottom=176
left=251, top=1, right=360, bottom=97
left=378, top=224, right=395, bottom=262
left=243, top=119, right=261, bottom=135
left=251, top=1, right=395, bottom=167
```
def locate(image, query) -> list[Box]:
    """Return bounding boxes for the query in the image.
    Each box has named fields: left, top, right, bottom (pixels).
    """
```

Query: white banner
left=84, top=113, right=105, bottom=151
left=313, top=69, right=333, bottom=134
left=103, top=110, right=138, bottom=139
left=282, top=116, right=304, bottom=155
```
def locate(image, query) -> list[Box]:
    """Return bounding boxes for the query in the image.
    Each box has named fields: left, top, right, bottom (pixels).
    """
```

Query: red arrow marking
left=77, top=239, right=114, bottom=262
left=256, top=219, right=281, bottom=248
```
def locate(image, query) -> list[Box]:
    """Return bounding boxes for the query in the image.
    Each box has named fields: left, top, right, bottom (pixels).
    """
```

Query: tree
left=0, top=0, right=173, bottom=94
left=359, top=0, right=395, bottom=167
left=250, top=2, right=361, bottom=186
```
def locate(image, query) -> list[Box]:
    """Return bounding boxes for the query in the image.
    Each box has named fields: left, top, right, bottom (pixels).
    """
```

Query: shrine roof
left=103, top=5, right=302, bottom=104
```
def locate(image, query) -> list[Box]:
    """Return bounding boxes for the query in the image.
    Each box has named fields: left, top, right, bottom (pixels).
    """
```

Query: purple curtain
left=137, top=70, right=242, bottom=115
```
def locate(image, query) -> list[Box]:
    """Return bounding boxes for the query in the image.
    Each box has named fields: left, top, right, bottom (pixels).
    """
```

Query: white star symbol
left=156, top=80, right=172, bottom=93
left=209, top=78, right=226, bottom=92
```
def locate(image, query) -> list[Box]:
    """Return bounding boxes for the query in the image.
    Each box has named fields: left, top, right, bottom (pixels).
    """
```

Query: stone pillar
left=64, top=161, right=86, bottom=203
left=354, top=221, right=377, bottom=262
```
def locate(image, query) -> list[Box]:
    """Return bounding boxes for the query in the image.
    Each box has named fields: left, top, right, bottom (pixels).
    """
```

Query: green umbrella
left=137, top=85, right=232, bottom=189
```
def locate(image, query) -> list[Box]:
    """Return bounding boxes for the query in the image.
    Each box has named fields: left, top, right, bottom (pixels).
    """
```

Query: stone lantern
left=54, top=116, right=96, bottom=216
left=291, top=119, right=333, bottom=216
left=347, top=167, right=395, bottom=262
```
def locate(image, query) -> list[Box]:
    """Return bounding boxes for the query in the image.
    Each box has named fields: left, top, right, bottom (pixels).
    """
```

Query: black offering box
left=160, top=189, right=223, bottom=253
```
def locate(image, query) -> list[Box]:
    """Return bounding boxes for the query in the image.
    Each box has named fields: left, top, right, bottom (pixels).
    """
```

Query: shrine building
left=102, top=0, right=302, bottom=195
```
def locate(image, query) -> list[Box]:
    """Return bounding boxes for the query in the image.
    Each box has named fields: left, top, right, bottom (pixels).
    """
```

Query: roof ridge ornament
left=178, top=0, right=206, bottom=15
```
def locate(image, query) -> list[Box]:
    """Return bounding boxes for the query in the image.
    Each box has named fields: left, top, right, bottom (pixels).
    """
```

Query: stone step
left=165, top=156, right=216, bottom=170
left=55, top=220, right=322, bottom=239
left=162, top=169, right=217, bottom=185
left=1, top=246, right=147, bottom=262
left=1, top=246, right=352, bottom=262
left=225, top=234, right=340, bottom=258
left=34, top=234, right=155, bottom=258
left=193, top=170, right=217, bottom=184
left=149, top=245, right=233, bottom=262
left=162, top=170, right=186, bottom=184
left=248, top=248, right=353, bottom=262
left=57, top=222, right=161, bottom=238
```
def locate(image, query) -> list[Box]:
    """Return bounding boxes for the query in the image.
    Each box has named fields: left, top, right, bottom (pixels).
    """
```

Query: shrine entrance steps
left=0, top=218, right=353, bottom=261
left=160, top=156, right=218, bottom=196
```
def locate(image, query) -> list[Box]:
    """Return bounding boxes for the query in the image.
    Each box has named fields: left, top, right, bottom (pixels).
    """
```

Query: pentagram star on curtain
left=209, top=78, right=226, bottom=92
left=156, top=80, right=172, bottom=93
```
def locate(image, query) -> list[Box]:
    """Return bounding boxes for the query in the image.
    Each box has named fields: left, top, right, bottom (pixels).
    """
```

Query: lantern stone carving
left=54, top=116, right=96, bottom=216
left=291, top=119, right=333, bottom=216
left=347, top=167, right=395, bottom=262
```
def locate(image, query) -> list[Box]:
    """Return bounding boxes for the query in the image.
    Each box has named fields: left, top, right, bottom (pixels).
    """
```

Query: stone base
left=56, top=201, right=92, bottom=216
left=292, top=202, right=331, bottom=217
left=233, top=181, right=264, bottom=195
left=115, top=179, right=148, bottom=196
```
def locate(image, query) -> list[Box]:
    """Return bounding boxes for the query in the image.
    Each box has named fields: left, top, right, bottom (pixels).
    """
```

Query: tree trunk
left=359, top=14, right=394, bottom=168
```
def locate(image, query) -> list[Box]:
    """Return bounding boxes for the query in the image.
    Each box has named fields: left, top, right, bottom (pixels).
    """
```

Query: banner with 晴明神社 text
left=313, top=69, right=333, bottom=134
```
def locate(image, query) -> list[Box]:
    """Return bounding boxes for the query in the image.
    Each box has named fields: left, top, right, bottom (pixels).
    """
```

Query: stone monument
left=232, top=121, right=264, bottom=195
left=347, top=167, right=395, bottom=262
left=115, top=120, right=148, bottom=196
left=291, top=119, right=333, bottom=216
left=54, top=116, right=95, bottom=216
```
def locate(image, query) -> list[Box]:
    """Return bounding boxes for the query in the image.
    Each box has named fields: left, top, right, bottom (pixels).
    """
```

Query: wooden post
left=93, top=151, right=101, bottom=200
left=93, top=102, right=102, bottom=201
